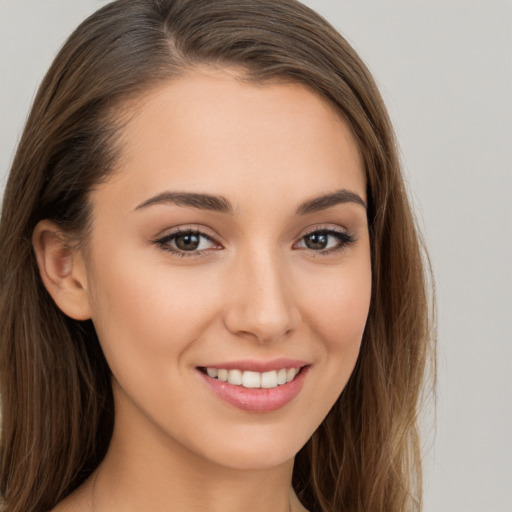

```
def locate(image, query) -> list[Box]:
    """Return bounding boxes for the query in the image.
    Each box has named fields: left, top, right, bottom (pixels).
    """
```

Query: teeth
left=227, top=369, right=242, bottom=385
left=286, top=368, right=297, bottom=383
left=205, top=367, right=301, bottom=388
left=261, top=370, right=277, bottom=388
left=242, top=371, right=261, bottom=388
left=206, top=368, right=218, bottom=378
left=277, top=368, right=287, bottom=385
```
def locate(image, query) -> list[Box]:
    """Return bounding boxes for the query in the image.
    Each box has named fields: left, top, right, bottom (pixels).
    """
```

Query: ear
left=32, top=220, right=92, bottom=320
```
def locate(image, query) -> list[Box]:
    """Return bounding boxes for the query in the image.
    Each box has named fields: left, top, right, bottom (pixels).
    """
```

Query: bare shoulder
left=49, top=481, right=92, bottom=512
left=290, top=490, right=310, bottom=512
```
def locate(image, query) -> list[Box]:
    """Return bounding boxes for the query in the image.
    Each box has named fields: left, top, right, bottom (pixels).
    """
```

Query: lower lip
left=198, top=366, right=310, bottom=413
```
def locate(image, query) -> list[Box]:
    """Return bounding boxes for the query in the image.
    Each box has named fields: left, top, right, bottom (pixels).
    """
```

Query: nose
left=223, top=247, right=300, bottom=343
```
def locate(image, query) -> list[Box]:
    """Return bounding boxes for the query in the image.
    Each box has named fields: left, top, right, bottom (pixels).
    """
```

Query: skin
left=35, top=67, right=371, bottom=512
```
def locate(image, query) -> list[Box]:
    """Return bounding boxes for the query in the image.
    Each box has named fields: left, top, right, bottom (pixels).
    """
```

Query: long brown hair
left=0, top=1, right=435, bottom=511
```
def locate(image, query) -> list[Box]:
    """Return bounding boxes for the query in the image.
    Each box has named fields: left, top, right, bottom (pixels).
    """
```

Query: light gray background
left=1, top=1, right=511, bottom=511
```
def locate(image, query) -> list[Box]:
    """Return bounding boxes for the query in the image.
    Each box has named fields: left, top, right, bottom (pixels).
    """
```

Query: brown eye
left=175, top=233, right=201, bottom=251
left=156, top=229, right=219, bottom=256
left=304, top=232, right=329, bottom=250
left=295, top=229, right=355, bottom=254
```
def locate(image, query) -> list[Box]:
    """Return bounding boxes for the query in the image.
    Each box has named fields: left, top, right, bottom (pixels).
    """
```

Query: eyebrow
left=134, top=188, right=366, bottom=214
left=135, top=192, right=233, bottom=213
left=295, top=189, right=367, bottom=215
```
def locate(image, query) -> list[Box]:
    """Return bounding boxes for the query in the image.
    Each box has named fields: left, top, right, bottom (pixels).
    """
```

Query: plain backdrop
left=1, top=1, right=511, bottom=511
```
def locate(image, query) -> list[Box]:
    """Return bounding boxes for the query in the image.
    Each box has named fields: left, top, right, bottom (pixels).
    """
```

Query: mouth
left=197, top=366, right=303, bottom=389
left=196, top=361, right=311, bottom=413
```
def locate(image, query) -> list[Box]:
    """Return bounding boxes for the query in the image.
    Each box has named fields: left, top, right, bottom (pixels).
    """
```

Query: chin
left=182, top=420, right=315, bottom=471
left=204, top=445, right=299, bottom=471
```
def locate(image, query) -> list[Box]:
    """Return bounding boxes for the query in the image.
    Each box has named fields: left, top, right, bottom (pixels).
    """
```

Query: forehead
left=99, top=67, right=365, bottom=213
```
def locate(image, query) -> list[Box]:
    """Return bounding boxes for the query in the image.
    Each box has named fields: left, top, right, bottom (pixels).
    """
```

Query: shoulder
left=290, top=490, right=310, bottom=512
left=49, top=481, right=92, bottom=512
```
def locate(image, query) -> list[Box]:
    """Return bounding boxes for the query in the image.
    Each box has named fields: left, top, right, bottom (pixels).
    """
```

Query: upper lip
left=197, top=358, right=310, bottom=373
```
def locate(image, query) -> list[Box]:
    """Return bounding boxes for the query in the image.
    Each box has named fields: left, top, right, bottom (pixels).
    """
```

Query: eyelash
left=298, top=228, right=355, bottom=255
left=154, top=227, right=355, bottom=258
left=155, top=228, right=220, bottom=258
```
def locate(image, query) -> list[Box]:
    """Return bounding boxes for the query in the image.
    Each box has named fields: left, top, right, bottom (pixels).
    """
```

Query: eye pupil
left=305, top=233, right=328, bottom=250
left=175, top=233, right=200, bottom=251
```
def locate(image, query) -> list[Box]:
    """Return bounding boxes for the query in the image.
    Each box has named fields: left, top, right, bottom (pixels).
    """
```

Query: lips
left=196, top=359, right=310, bottom=412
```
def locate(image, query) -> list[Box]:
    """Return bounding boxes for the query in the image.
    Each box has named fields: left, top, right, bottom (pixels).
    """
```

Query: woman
left=0, top=1, right=434, bottom=511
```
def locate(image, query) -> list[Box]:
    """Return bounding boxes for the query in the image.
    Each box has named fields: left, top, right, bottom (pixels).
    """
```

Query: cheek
left=85, top=246, right=223, bottom=377
left=302, top=254, right=372, bottom=356
left=282, top=250, right=371, bottom=440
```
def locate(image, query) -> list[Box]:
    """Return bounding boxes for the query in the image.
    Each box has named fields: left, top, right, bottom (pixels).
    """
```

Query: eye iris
left=305, top=232, right=328, bottom=250
left=175, top=233, right=200, bottom=251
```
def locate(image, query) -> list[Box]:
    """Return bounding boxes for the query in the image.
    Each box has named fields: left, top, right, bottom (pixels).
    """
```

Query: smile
left=202, top=367, right=300, bottom=389
left=197, top=362, right=310, bottom=413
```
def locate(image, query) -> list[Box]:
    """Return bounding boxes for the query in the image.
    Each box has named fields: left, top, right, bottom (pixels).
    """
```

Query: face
left=82, top=68, right=371, bottom=471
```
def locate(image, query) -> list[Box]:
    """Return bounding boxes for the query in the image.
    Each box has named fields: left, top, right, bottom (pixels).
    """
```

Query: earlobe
left=32, top=220, right=92, bottom=321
